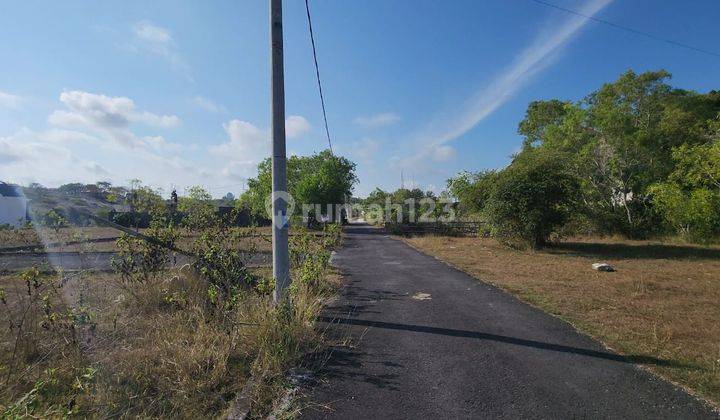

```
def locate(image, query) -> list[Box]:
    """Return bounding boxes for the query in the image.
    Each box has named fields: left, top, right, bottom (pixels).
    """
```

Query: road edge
left=394, top=235, right=720, bottom=415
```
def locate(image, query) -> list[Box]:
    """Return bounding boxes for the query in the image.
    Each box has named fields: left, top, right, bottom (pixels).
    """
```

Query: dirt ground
left=402, top=235, right=720, bottom=407
left=0, top=227, right=273, bottom=253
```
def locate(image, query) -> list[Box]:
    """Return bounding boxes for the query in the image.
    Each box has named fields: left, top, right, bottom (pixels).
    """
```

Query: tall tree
left=239, top=150, right=357, bottom=220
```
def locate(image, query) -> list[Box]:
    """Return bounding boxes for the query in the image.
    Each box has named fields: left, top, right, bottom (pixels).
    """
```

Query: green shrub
left=650, top=183, right=720, bottom=242
left=486, top=152, right=579, bottom=248
left=112, top=226, right=179, bottom=284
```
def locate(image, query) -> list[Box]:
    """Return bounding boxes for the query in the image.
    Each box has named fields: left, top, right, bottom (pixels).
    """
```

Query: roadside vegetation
left=0, top=181, right=343, bottom=417
left=446, top=70, right=720, bottom=248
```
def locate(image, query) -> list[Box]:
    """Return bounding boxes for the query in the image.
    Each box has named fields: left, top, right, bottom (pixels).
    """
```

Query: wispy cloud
left=354, top=112, right=401, bottom=127
left=192, top=96, right=227, bottom=113
left=131, top=21, right=192, bottom=80
left=0, top=91, right=24, bottom=109
left=400, top=0, right=613, bottom=168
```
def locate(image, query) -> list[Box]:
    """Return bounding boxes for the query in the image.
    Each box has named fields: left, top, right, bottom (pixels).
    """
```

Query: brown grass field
left=402, top=235, right=720, bottom=407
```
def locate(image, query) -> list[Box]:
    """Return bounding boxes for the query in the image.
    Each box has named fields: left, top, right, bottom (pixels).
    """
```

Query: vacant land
left=402, top=235, right=720, bottom=407
left=0, top=227, right=273, bottom=253
left=0, top=227, right=340, bottom=417
left=0, top=227, right=275, bottom=273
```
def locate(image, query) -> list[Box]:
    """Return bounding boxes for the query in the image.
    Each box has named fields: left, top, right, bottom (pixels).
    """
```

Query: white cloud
left=15, top=90, right=202, bottom=188
left=211, top=116, right=311, bottom=161
left=83, top=161, right=111, bottom=176
left=40, top=128, right=98, bottom=144
left=220, top=120, right=268, bottom=151
left=134, top=21, right=172, bottom=45
left=399, top=0, right=613, bottom=169
left=211, top=120, right=269, bottom=178
left=0, top=91, right=24, bottom=109
left=51, top=91, right=179, bottom=129
left=0, top=130, right=109, bottom=186
left=143, top=135, right=185, bottom=153
left=192, top=96, right=227, bottom=113
left=211, top=115, right=310, bottom=179
left=431, top=145, right=456, bottom=162
left=285, top=115, right=311, bottom=138
left=0, top=88, right=313, bottom=196
left=134, top=111, right=181, bottom=128
left=0, top=126, right=217, bottom=193
left=131, top=21, right=191, bottom=79
left=48, top=90, right=181, bottom=150
left=221, top=161, right=253, bottom=180
left=354, top=112, right=401, bottom=127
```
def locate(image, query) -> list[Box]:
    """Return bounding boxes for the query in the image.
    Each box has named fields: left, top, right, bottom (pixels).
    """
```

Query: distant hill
left=21, top=184, right=130, bottom=226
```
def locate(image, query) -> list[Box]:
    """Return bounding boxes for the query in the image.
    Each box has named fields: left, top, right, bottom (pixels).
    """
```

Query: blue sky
left=1, top=0, right=719, bottom=197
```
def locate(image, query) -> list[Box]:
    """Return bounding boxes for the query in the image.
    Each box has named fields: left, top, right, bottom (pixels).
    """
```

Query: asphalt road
left=301, top=224, right=718, bottom=419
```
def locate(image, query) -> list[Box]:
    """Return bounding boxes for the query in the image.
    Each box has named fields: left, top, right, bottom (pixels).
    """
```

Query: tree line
left=448, top=70, right=720, bottom=247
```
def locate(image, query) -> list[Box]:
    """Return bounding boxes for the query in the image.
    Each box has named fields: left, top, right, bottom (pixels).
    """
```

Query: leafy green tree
left=178, top=186, right=216, bottom=229
left=650, top=122, right=720, bottom=240
left=650, top=183, right=720, bottom=241
left=485, top=152, right=579, bottom=248
left=446, top=170, right=497, bottom=216
left=239, top=150, right=357, bottom=220
left=41, top=209, right=67, bottom=231
left=518, top=99, right=570, bottom=148
left=515, top=70, right=720, bottom=238
left=361, top=188, right=389, bottom=222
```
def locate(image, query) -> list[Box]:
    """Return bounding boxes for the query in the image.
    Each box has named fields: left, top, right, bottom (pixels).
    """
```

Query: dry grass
left=0, top=228, right=339, bottom=418
left=402, top=235, right=720, bottom=407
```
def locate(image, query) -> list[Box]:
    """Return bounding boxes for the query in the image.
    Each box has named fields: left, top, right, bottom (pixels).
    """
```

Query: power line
left=527, top=0, right=720, bottom=59
left=304, top=0, right=334, bottom=154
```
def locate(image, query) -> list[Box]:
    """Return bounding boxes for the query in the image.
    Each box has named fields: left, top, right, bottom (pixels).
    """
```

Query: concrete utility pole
left=270, top=0, right=290, bottom=302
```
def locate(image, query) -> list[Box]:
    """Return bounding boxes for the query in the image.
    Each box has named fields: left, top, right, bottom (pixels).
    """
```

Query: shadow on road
left=318, top=348, right=402, bottom=391
left=319, top=316, right=689, bottom=368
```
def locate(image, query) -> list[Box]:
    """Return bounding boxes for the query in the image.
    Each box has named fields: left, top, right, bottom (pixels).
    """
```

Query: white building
left=0, top=182, right=28, bottom=227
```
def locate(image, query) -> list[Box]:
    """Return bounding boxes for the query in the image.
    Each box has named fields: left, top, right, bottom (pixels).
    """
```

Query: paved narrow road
left=301, top=224, right=717, bottom=419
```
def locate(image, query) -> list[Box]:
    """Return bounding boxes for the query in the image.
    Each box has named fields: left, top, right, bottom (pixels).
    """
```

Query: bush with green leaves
left=446, top=170, right=498, bottom=216
left=111, top=226, right=179, bottom=284
left=40, top=209, right=67, bottom=231
left=1, top=268, right=93, bottom=417
left=485, top=152, right=579, bottom=248
left=649, top=134, right=720, bottom=241
left=191, top=227, right=257, bottom=302
left=179, top=186, right=218, bottom=230
left=650, top=183, right=720, bottom=241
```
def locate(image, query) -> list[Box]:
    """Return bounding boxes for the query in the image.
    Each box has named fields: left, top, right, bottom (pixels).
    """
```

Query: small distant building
left=0, top=182, right=28, bottom=227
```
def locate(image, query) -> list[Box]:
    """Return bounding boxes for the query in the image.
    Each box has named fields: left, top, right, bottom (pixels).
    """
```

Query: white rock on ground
left=592, top=262, right=615, bottom=272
